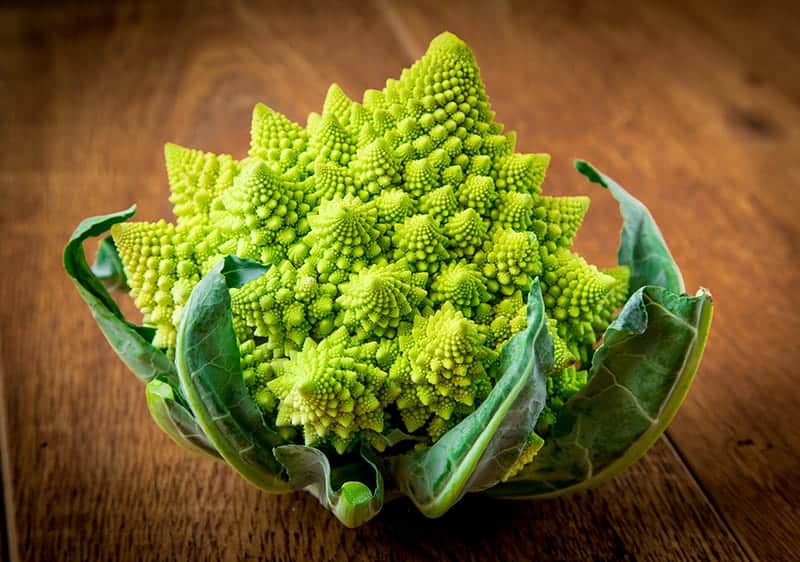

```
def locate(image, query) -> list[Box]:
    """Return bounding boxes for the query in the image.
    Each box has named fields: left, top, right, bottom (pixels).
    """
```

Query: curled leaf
left=146, top=377, right=220, bottom=459
left=64, top=206, right=178, bottom=386
left=390, top=281, right=550, bottom=518
left=576, top=160, right=684, bottom=294
left=91, top=236, right=129, bottom=292
left=490, top=163, right=712, bottom=498
left=489, top=286, right=712, bottom=497
left=218, top=255, right=270, bottom=288
left=175, top=258, right=290, bottom=492
left=274, top=445, right=384, bottom=528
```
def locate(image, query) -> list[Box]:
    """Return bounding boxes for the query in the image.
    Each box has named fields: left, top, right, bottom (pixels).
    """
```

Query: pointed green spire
left=230, top=260, right=310, bottom=358
left=306, top=195, right=382, bottom=280
left=249, top=102, right=308, bottom=175
left=482, top=133, right=515, bottom=159
left=164, top=143, right=238, bottom=230
left=348, top=103, right=371, bottom=137
left=403, top=157, right=440, bottom=198
left=390, top=303, right=496, bottom=440
left=353, top=138, right=401, bottom=197
left=541, top=249, right=619, bottom=362
left=391, top=32, right=495, bottom=134
left=492, top=191, right=535, bottom=231
left=313, top=160, right=356, bottom=202
left=419, top=184, right=459, bottom=223
left=215, top=159, right=309, bottom=266
left=396, top=116, right=420, bottom=142
left=494, top=153, right=550, bottom=195
left=444, top=208, right=488, bottom=258
left=111, top=220, right=199, bottom=349
left=268, top=328, right=399, bottom=453
left=375, top=189, right=414, bottom=225
left=322, top=83, right=355, bottom=126
left=486, top=290, right=528, bottom=350
left=430, top=262, right=491, bottom=318
left=468, top=155, right=493, bottom=176
left=482, top=228, right=542, bottom=297
left=336, top=261, right=427, bottom=338
left=362, top=89, right=389, bottom=113
left=442, top=164, right=464, bottom=186
left=548, top=318, right=576, bottom=372
left=457, top=175, right=497, bottom=216
left=593, top=266, right=631, bottom=334
left=310, top=114, right=356, bottom=167
left=532, top=195, right=590, bottom=251
left=392, top=214, right=450, bottom=273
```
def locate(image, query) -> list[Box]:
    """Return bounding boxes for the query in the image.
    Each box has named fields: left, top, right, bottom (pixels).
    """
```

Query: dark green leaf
left=390, top=280, right=550, bottom=518
left=175, top=261, right=290, bottom=492
left=92, top=236, right=129, bottom=292
left=489, top=286, right=713, bottom=497
left=274, top=445, right=384, bottom=528
left=371, top=428, right=426, bottom=450
left=146, top=377, right=220, bottom=459
left=218, top=255, right=270, bottom=288
left=64, top=206, right=177, bottom=386
left=576, top=160, right=684, bottom=294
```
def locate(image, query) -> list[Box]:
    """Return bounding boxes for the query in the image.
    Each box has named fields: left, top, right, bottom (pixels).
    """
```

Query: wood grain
left=1, top=0, right=797, bottom=560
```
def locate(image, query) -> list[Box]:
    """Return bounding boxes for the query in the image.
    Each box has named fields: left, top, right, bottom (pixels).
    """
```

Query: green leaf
left=146, top=377, right=220, bottom=460
left=576, top=160, right=684, bottom=294
left=91, top=236, right=129, bottom=292
left=489, top=285, right=713, bottom=498
left=390, top=280, right=550, bottom=518
left=371, top=428, right=426, bottom=450
left=64, top=206, right=177, bottom=386
left=274, top=445, right=384, bottom=528
left=175, top=259, right=290, bottom=492
left=218, top=255, right=270, bottom=288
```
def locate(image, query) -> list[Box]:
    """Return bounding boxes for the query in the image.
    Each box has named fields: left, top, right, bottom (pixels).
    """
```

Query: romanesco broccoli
left=111, top=31, right=629, bottom=455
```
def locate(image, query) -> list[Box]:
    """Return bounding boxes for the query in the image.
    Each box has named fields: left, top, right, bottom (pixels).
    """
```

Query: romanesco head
left=112, top=32, right=632, bottom=455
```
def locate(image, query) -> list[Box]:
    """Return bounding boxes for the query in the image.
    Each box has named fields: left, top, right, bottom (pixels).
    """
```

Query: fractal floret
left=65, top=32, right=713, bottom=527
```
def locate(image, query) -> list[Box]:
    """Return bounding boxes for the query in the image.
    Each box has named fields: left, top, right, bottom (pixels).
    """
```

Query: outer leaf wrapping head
left=489, top=162, right=713, bottom=498
left=491, top=286, right=712, bottom=497
left=175, top=258, right=290, bottom=492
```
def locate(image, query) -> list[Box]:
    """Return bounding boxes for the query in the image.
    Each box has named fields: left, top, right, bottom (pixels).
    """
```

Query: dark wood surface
left=2, top=1, right=798, bottom=560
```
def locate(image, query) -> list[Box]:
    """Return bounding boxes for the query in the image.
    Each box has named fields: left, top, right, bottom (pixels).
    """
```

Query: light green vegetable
left=64, top=32, right=712, bottom=527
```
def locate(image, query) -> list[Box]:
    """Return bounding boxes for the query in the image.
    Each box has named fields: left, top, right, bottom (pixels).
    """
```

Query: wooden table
left=2, top=1, right=798, bottom=560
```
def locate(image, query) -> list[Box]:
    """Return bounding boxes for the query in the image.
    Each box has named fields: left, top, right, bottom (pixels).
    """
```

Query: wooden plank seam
left=664, top=432, right=757, bottom=561
left=0, top=342, right=20, bottom=562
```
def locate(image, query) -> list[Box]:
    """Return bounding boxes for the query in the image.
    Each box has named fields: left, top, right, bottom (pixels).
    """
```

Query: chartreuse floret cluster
left=111, top=32, right=628, bottom=455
